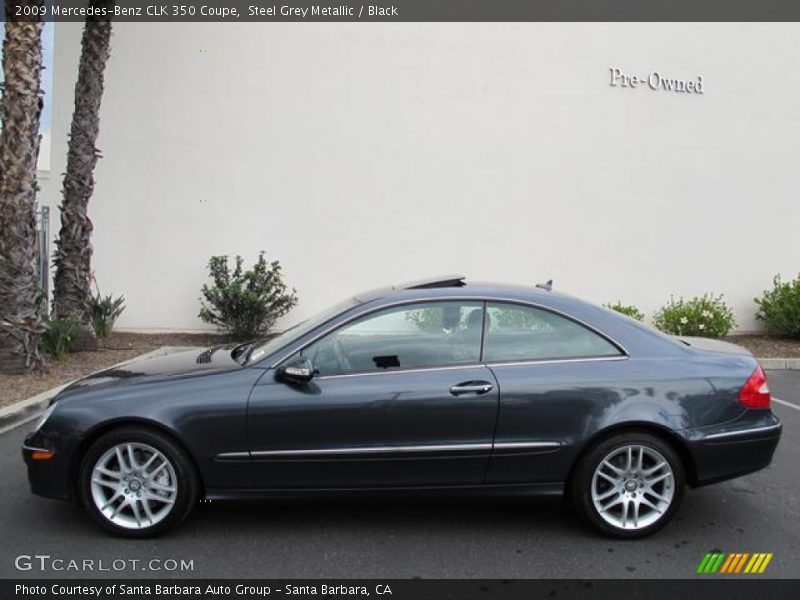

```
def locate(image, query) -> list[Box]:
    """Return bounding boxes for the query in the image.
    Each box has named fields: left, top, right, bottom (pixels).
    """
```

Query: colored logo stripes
left=697, top=552, right=773, bottom=574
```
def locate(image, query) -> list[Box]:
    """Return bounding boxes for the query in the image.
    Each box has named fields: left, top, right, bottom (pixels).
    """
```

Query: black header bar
left=3, top=579, right=800, bottom=600
left=5, top=0, right=800, bottom=22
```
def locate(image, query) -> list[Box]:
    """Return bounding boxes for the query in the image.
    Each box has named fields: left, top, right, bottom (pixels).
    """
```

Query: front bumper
left=681, top=410, right=782, bottom=487
left=22, top=429, right=80, bottom=501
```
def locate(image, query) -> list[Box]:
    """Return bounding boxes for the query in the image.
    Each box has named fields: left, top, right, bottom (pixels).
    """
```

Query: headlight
left=33, top=403, right=56, bottom=432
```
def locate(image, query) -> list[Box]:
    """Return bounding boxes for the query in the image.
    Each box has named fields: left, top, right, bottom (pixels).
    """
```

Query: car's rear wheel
left=571, top=432, right=685, bottom=538
left=78, top=427, right=198, bottom=537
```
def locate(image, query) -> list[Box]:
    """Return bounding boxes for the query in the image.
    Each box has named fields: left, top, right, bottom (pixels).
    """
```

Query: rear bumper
left=680, top=411, right=782, bottom=487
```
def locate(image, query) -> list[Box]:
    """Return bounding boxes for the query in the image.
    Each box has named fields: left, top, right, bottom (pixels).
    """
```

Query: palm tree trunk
left=53, top=2, right=112, bottom=350
left=0, top=2, right=46, bottom=373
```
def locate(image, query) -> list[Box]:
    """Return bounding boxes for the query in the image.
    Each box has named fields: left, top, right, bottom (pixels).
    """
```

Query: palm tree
left=53, top=1, right=113, bottom=347
left=0, top=1, right=46, bottom=373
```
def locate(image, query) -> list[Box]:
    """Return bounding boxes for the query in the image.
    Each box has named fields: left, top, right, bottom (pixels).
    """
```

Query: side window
left=484, top=303, right=621, bottom=362
left=303, top=302, right=484, bottom=376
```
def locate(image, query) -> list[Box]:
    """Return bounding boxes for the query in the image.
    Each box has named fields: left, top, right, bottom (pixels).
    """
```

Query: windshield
left=244, top=297, right=361, bottom=365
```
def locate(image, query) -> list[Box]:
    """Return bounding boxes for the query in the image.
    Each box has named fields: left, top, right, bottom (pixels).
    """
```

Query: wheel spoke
left=637, top=446, right=644, bottom=470
left=96, top=466, right=122, bottom=480
left=642, top=460, right=667, bottom=476
left=644, top=488, right=670, bottom=503
left=145, top=491, right=175, bottom=505
left=620, top=499, right=629, bottom=526
left=595, top=487, right=619, bottom=501
left=597, top=470, right=619, bottom=485
left=92, top=477, right=118, bottom=491
left=645, top=471, right=671, bottom=486
left=639, top=495, right=663, bottom=513
left=141, top=452, right=159, bottom=473
left=148, top=481, right=176, bottom=494
left=101, top=491, right=123, bottom=510
left=602, top=460, right=623, bottom=475
left=127, top=444, right=138, bottom=470
left=632, top=499, right=640, bottom=527
left=625, top=447, right=633, bottom=471
left=601, top=495, right=623, bottom=512
left=141, top=496, right=156, bottom=524
left=115, top=447, right=129, bottom=472
left=110, top=498, right=128, bottom=519
left=130, top=498, right=142, bottom=527
left=148, top=460, right=168, bottom=479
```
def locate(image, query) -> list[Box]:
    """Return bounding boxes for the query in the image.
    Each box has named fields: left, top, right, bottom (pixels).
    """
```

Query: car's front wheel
left=571, top=432, right=685, bottom=538
left=78, top=427, right=199, bottom=537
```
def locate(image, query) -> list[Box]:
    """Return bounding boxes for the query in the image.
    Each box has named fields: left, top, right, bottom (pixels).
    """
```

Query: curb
left=760, top=358, right=800, bottom=370
left=0, top=346, right=199, bottom=435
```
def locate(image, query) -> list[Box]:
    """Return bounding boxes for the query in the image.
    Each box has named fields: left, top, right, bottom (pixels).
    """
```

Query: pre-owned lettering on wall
left=609, top=67, right=704, bottom=94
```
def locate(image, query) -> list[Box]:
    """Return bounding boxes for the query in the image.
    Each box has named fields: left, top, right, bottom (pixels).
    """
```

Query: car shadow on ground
left=30, top=494, right=586, bottom=539
left=190, top=495, right=579, bottom=532
left=20, top=480, right=739, bottom=547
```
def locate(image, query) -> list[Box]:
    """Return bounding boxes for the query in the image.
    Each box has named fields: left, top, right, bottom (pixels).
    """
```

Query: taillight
left=739, top=365, right=771, bottom=409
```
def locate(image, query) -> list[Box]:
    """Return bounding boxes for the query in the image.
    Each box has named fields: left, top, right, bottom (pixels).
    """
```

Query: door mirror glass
left=278, top=356, right=315, bottom=383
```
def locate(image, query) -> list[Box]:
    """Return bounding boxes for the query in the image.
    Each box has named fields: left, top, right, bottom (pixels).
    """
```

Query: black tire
left=78, top=426, right=199, bottom=538
left=570, top=432, right=685, bottom=539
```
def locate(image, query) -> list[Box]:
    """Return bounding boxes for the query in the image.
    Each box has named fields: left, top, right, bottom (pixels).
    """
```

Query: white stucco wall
left=40, top=23, right=800, bottom=332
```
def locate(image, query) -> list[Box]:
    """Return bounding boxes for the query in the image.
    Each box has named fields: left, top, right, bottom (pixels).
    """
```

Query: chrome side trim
left=493, top=441, right=562, bottom=450
left=311, top=355, right=627, bottom=380
left=219, top=441, right=563, bottom=461
left=269, top=295, right=629, bottom=368
left=314, top=363, right=481, bottom=380
left=703, top=423, right=782, bottom=441
left=486, top=355, right=628, bottom=368
left=250, top=443, right=493, bottom=458
left=215, top=451, right=250, bottom=461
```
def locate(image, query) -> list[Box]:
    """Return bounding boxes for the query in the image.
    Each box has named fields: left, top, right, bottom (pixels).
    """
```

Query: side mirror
left=278, top=356, right=315, bottom=384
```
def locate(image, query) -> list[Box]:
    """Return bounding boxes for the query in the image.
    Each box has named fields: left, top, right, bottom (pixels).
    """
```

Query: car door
left=247, top=300, right=500, bottom=488
left=481, top=302, right=627, bottom=485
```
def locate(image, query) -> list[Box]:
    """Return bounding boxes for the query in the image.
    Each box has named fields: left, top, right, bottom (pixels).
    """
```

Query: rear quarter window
left=484, top=303, right=622, bottom=362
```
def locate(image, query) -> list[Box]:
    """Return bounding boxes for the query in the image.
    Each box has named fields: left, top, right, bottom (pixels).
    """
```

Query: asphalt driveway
left=1, top=371, right=798, bottom=579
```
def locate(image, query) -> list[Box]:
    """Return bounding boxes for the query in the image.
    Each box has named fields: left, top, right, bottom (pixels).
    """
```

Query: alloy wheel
left=590, top=444, right=675, bottom=530
left=90, top=442, right=178, bottom=529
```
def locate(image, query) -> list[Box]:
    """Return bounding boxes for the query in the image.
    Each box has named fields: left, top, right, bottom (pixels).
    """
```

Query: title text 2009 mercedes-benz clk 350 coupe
left=23, top=276, right=781, bottom=538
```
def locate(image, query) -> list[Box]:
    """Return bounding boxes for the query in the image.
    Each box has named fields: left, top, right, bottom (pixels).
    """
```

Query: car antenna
left=536, top=279, right=553, bottom=291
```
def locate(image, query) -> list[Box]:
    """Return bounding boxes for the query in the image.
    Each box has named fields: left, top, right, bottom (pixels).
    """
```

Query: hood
left=677, top=336, right=753, bottom=357
left=58, top=346, right=244, bottom=397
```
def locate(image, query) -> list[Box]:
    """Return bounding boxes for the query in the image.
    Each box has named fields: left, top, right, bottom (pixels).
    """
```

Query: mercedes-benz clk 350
left=23, top=276, right=781, bottom=537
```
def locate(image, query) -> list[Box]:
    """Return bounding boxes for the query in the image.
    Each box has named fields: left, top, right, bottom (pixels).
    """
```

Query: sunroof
left=400, top=275, right=466, bottom=289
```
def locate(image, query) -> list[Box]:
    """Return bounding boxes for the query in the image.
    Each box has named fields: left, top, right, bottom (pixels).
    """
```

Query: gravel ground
left=724, top=334, right=800, bottom=358
left=0, top=332, right=228, bottom=410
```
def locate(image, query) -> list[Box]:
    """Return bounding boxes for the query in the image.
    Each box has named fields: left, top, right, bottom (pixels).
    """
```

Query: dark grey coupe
left=23, top=276, right=781, bottom=538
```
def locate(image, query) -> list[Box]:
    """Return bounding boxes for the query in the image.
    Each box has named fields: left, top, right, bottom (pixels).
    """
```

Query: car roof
left=347, top=276, right=691, bottom=359
left=354, top=275, right=558, bottom=304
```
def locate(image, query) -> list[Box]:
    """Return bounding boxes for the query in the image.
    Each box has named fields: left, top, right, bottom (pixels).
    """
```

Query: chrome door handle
left=449, top=382, right=493, bottom=396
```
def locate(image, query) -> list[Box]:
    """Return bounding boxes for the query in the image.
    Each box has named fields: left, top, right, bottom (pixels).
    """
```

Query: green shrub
left=604, top=301, right=645, bottom=321
left=41, top=317, right=81, bottom=360
left=653, top=294, right=736, bottom=338
left=755, top=274, right=800, bottom=339
left=199, top=252, right=298, bottom=341
left=88, top=287, right=126, bottom=339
